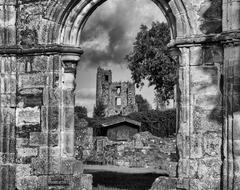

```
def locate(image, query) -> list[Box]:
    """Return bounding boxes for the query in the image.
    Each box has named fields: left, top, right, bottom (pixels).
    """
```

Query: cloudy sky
left=75, top=0, right=166, bottom=116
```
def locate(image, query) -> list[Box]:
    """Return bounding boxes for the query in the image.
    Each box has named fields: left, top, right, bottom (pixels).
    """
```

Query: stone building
left=96, top=67, right=138, bottom=117
left=100, top=117, right=141, bottom=141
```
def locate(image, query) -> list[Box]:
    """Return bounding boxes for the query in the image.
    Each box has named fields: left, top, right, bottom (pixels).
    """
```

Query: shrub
left=127, top=109, right=176, bottom=138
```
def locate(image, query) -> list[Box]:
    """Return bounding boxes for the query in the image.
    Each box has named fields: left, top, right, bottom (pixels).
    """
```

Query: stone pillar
left=222, top=42, right=240, bottom=189
left=61, top=54, right=79, bottom=159
left=222, top=0, right=240, bottom=189
left=0, top=56, right=17, bottom=190
left=177, top=44, right=223, bottom=190
left=0, top=1, right=18, bottom=189
left=11, top=49, right=91, bottom=190
left=59, top=54, right=92, bottom=190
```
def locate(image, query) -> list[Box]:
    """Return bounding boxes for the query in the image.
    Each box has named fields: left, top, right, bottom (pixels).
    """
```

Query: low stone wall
left=82, top=131, right=177, bottom=177
left=75, top=119, right=94, bottom=160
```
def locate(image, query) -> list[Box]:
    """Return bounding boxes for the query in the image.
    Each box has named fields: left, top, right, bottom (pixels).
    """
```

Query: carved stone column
left=61, top=54, right=79, bottom=158
left=177, top=44, right=223, bottom=190
left=222, top=0, right=240, bottom=189
left=222, top=41, right=240, bottom=189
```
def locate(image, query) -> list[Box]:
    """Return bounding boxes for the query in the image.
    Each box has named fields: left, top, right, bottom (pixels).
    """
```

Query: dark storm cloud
left=80, top=0, right=166, bottom=68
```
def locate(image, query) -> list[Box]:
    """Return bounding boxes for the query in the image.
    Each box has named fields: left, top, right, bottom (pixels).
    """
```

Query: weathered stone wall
left=0, top=56, right=17, bottom=189
left=96, top=67, right=137, bottom=117
left=75, top=119, right=94, bottom=161
left=177, top=45, right=223, bottom=189
left=84, top=132, right=177, bottom=177
left=16, top=54, right=60, bottom=189
left=14, top=54, right=92, bottom=190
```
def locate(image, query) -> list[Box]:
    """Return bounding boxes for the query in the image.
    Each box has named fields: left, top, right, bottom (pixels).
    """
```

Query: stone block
left=49, top=156, right=61, bottom=174
left=64, top=107, right=74, bottom=131
left=48, top=175, right=71, bottom=186
left=63, top=90, right=74, bottom=106
left=193, top=107, right=222, bottom=133
left=5, top=5, right=16, bottom=26
left=0, top=165, right=16, bottom=190
left=177, top=134, right=190, bottom=159
left=48, top=106, right=59, bottom=131
left=178, top=159, right=189, bottom=178
left=41, top=106, right=47, bottom=131
left=49, top=146, right=61, bottom=157
left=190, top=46, right=203, bottom=66
left=192, top=91, right=220, bottom=110
left=17, top=147, right=38, bottom=157
left=29, top=132, right=47, bottom=146
left=81, top=174, right=93, bottom=190
left=18, top=88, right=43, bottom=107
left=19, top=88, right=42, bottom=96
left=49, top=133, right=59, bottom=147
left=198, top=158, right=222, bottom=180
left=190, top=134, right=203, bottom=159
left=16, top=164, right=31, bottom=179
left=234, top=141, right=240, bottom=157
left=5, top=25, right=16, bottom=45
left=203, top=132, right=221, bottom=157
left=49, top=88, right=61, bottom=106
left=53, top=55, right=60, bottom=71
left=16, top=176, right=38, bottom=190
left=32, top=56, right=48, bottom=72
left=16, top=137, right=29, bottom=148
left=62, top=132, right=74, bottom=156
left=49, top=72, right=60, bottom=88
left=18, top=73, right=47, bottom=88
left=31, top=157, right=48, bottom=175
left=16, top=124, right=41, bottom=138
left=203, top=45, right=223, bottom=65
left=177, top=178, right=190, bottom=190
left=9, top=139, right=15, bottom=153
left=16, top=107, right=40, bottom=126
left=60, top=159, right=83, bottom=175
left=190, top=66, right=218, bottom=87
left=37, top=176, right=48, bottom=189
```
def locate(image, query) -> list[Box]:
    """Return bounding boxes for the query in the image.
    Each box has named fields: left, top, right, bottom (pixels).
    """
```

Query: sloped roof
left=101, top=116, right=141, bottom=128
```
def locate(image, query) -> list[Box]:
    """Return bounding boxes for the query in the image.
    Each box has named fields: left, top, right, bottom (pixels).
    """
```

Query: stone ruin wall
left=96, top=67, right=137, bottom=117
left=12, top=54, right=91, bottom=190
left=75, top=119, right=177, bottom=177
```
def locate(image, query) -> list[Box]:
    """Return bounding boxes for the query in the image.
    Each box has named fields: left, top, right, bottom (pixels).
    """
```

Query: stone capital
left=61, top=54, right=81, bottom=73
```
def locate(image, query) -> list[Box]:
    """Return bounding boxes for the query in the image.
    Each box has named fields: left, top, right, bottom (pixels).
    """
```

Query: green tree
left=93, top=101, right=105, bottom=118
left=135, top=94, right=151, bottom=112
left=75, top=106, right=88, bottom=119
left=126, top=21, right=177, bottom=103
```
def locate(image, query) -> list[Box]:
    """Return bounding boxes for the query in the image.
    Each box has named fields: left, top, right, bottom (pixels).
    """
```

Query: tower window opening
left=116, top=86, right=121, bottom=95
left=115, top=97, right=122, bottom=106
left=105, top=75, right=109, bottom=82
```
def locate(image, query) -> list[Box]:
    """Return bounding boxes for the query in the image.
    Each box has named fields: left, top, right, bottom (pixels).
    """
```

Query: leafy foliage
left=135, top=94, right=151, bottom=112
left=126, top=22, right=178, bottom=103
left=75, top=106, right=88, bottom=119
left=93, top=101, right=106, bottom=118
left=127, top=109, right=176, bottom=138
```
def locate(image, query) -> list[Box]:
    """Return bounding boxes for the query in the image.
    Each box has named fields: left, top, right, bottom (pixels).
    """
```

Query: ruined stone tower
left=96, top=67, right=138, bottom=117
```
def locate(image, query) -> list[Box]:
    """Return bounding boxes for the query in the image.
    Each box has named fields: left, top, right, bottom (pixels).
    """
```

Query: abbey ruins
left=0, top=0, right=239, bottom=189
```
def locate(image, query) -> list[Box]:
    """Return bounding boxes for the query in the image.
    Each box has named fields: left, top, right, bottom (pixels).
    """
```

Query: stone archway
left=0, top=0, right=239, bottom=189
